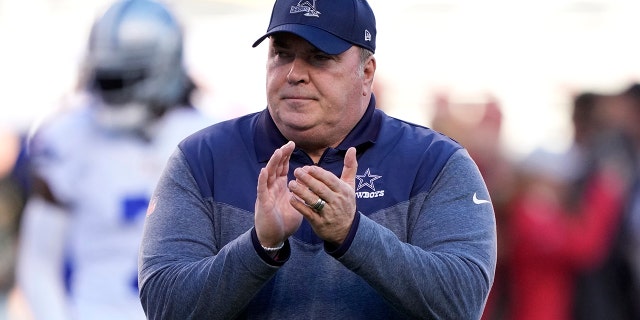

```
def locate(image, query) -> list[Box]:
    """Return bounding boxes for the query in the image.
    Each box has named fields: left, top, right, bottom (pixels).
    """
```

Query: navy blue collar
left=254, top=94, right=381, bottom=163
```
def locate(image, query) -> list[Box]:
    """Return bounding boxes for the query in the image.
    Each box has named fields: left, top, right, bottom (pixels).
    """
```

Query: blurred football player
left=15, top=0, right=214, bottom=319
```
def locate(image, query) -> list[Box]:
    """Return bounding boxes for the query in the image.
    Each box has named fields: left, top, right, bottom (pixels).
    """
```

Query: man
left=16, top=1, right=213, bottom=319
left=138, top=0, right=497, bottom=318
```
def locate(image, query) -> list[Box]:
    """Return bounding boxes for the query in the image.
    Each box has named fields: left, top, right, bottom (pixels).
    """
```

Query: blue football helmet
left=83, top=0, right=189, bottom=131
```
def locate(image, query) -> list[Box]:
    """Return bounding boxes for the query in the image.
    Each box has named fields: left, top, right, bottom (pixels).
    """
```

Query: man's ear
left=363, top=56, right=376, bottom=94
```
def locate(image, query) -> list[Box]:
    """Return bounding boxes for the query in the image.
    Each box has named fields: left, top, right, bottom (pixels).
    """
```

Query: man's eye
left=273, top=50, right=292, bottom=58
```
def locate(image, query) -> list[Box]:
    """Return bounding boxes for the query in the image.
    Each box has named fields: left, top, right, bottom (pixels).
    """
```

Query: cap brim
left=252, top=24, right=352, bottom=55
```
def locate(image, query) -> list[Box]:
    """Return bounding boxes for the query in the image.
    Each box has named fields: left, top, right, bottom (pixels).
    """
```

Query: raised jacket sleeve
left=138, top=149, right=281, bottom=320
left=337, top=149, right=497, bottom=319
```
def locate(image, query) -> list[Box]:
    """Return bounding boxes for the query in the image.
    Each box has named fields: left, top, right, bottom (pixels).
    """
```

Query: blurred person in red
left=507, top=146, right=626, bottom=320
left=430, top=91, right=516, bottom=320
left=505, top=91, right=631, bottom=320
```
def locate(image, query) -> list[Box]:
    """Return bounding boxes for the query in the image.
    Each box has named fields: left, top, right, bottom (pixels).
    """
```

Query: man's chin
left=276, top=112, right=317, bottom=130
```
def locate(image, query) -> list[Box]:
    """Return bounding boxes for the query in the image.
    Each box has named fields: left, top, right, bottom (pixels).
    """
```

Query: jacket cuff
left=325, top=212, right=361, bottom=258
left=251, top=227, right=290, bottom=266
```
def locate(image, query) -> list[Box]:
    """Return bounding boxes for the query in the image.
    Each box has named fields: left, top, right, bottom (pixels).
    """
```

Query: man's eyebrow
left=310, top=47, right=327, bottom=55
left=271, top=38, right=289, bottom=49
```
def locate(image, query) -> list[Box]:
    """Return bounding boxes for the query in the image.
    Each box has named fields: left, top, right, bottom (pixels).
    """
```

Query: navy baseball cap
left=252, top=0, right=376, bottom=55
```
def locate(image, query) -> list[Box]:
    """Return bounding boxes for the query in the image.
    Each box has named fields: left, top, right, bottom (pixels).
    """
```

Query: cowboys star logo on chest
left=355, top=168, right=385, bottom=199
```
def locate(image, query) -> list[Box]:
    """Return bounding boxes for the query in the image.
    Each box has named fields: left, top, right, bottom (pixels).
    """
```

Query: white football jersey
left=27, top=104, right=213, bottom=319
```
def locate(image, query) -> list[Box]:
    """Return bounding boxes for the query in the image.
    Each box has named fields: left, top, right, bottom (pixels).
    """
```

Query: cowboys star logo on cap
left=290, top=0, right=320, bottom=17
left=252, top=0, right=377, bottom=55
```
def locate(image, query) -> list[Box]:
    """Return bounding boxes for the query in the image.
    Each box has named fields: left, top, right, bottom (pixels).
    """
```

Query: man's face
left=266, top=33, right=374, bottom=153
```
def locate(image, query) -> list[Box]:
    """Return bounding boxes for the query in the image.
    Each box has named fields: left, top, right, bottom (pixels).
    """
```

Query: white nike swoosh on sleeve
left=473, top=192, right=491, bottom=204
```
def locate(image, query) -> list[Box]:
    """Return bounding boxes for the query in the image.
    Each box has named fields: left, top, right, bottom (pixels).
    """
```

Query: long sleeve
left=138, top=149, right=280, bottom=320
left=138, top=110, right=498, bottom=319
left=16, top=196, right=72, bottom=320
left=337, top=149, right=497, bottom=319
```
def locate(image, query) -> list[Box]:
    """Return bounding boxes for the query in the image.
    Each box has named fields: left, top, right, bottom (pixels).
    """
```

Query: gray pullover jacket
left=138, top=98, right=497, bottom=319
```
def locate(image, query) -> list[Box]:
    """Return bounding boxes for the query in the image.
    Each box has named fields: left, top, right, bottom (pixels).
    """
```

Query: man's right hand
left=255, top=141, right=303, bottom=248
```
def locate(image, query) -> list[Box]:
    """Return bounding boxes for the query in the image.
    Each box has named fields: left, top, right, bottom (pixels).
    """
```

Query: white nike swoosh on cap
left=473, top=192, right=491, bottom=205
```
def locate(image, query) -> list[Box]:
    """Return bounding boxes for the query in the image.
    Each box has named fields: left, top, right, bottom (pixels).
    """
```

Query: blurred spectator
left=506, top=146, right=625, bottom=320
left=497, top=89, right=635, bottom=320
left=15, top=0, right=214, bottom=319
left=583, top=83, right=640, bottom=320
left=429, top=91, right=516, bottom=320
left=569, top=89, right=639, bottom=320
left=622, top=83, right=640, bottom=318
left=0, top=130, right=29, bottom=319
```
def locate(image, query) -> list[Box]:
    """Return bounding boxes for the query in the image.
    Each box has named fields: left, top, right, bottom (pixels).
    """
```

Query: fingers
left=262, top=141, right=295, bottom=184
left=257, top=141, right=296, bottom=202
left=289, top=194, right=313, bottom=216
left=286, top=147, right=359, bottom=245
left=256, top=167, right=267, bottom=198
left=255, top=141, right=299, bottom=245
left=341, top=147, right=357, bottom=189
left=288, top=148, right=359, bottom=212
left=256, top=141, right=296, bottom=210
left=277, top=141, right=295, bottom=176
left=288, top=167, right=326, bottom=207
left=290, top=147, right=357, bottom=199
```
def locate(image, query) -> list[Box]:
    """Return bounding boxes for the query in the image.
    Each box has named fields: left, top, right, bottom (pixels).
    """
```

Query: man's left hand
left=288, top=147, right=358, bottom=245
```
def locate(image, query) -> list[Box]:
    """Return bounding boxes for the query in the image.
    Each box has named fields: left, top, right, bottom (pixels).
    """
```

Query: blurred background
left=2, top=0, right=640, bottom=158
left=2, top=0, right=640, bottom=319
